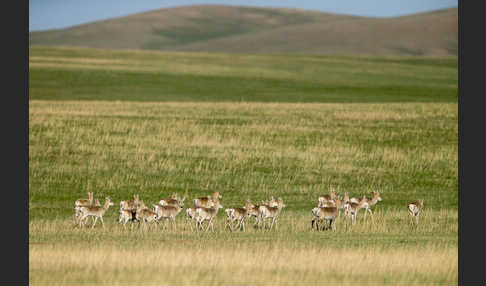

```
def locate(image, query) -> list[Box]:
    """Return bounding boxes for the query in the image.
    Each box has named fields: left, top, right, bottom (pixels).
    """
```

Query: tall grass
left=30, top=209, right=457, bottom=286
left=30, top=101, right=457, bottom=220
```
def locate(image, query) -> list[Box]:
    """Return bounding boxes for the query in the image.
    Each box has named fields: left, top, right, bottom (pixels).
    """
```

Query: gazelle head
left=277, top=197, right=286, bottom=209
left=244, top=199, right=255, bottom=210
left=88, top=192, right=94, bottom=202
left=213, top=192, right=222, bottom=200
left=105, top=197, right=114, bottom=207
left=177, top=195, right=186, bottom=208
left=343, top=192, right=350, bottom=203
left=417, top=198, right=424, bottom=207
left=268, top=196, right=278, bottom=207
left=373, top=191, right=382, bottom=201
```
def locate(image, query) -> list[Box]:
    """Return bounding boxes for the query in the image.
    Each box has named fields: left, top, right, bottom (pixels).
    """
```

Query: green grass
left=29, top=46, right=457, bottom=286
left=29, top=46, right=457, bottom=103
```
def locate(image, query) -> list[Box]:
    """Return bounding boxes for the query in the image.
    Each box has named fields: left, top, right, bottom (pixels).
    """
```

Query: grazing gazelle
left=317, top=187, right=337, bottom=206
left=408, top=198, right=424, bottom=225
left=311, top=206, right=339, bottom=231
left=135, top=201, right=158, bottom=230
left=77, top=197, right=114, bottom=228
left=195, top=200, right=223, bottom=232
left=258, top=197, right=286, bottom=230
left=194, top=191, right=222, bottom=208
left=225, top=200, right=255, bottom=232
left=153, top=199, right=184, bottom=231
left=343, top=196, right=367, bottom=225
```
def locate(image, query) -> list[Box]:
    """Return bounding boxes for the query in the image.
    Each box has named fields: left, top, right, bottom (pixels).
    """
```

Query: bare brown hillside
left=29, top=5, right=457, bottom=56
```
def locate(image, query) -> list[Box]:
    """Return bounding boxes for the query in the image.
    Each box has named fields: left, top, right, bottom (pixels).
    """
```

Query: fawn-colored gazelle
left=350, top=191, right=383, bottom=219
left=258, top=197, right=286, bottom=230
left=224, top=200, right=255, bottom=232
left=408, top=198, right=424, bottom=225
left=153, top=197, right=185, bottom=231
left=317, top=187, right=336, bottom=207
left=311, top=205, right=339, bottom=231
left=159, top=192, right=187, bottom=207
left=74, top=192, right=94, bottom=223
left=77, top=196, right=114, bottom=228
left=135, top=201, right=158, bottom=230
left=343, top=196, right=368, bottom=225
left=193, top=192, right=222, bottom=208
left=195, top=200, right=223, bottom=232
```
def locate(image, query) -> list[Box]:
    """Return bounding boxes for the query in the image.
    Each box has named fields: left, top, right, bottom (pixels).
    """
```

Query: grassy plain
left=29, top=46, right=458, bottom=285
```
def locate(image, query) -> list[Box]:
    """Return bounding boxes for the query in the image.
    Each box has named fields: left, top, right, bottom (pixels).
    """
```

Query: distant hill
left=29, top=5, right=457, bottom=56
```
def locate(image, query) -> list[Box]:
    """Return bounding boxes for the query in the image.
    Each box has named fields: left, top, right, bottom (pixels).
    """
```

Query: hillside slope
left=29, top=5, right=457, bottom=56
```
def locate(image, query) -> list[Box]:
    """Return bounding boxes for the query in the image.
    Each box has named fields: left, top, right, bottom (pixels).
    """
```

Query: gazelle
left=247, top=200, right=264, bottom=227
left=118, top=208, right=134, bottom=229
left=135, top=201, right=158, bottom=230
left=225, top=200, right=255, bottom=232
left=194, top=191, right=222, bottom=208
left=77, top=197, right=114, bottom=228
left=159, top=194, right=186, bottom=208
left=120, top=194, right=141, bottom=212
left=343, top=196, right=367, bottom=225
left=311, top=206, right=339, bottom=231
left=195, top=200, right=223, bottom=232
left=263, top=196, right=278, bottom=207
left=350, top=191, right=382, bottom=219
left=74, top=192, right=94, bottom=222
left=408, top=198, right=424, bottom=225
left=153, top=199, right=184, bottom=231
left=258, top=197, right=286, bottom=230
left=317, top=187, right=336, bottom=206
left=119, top=194, right=141, bottom=223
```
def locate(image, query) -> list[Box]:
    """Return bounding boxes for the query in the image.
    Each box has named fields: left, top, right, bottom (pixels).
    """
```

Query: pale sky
left=29, top=0, right=458, bottom=32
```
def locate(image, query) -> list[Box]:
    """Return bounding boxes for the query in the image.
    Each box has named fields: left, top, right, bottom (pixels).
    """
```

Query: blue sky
left=30, top=0, right=458, bottom=32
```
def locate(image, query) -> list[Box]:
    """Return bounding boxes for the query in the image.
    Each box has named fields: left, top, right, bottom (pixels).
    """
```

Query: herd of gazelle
left=73, top=188, right=424, bottom=231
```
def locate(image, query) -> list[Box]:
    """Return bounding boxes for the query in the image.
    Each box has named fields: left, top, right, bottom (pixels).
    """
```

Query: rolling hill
left=29, top=5, right=457, bottom=56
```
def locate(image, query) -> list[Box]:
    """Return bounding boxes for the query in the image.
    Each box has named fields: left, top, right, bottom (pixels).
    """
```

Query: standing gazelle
left=343, top=196, right=367, bottom=225
left=311, top=206, right=338, bottom=231
left=408, top=198, right=424, bottom=225
left=135, top=201, right=158, bottom=230
left=317, top=187, right=336, bottom=206
left=195, top=200, right=223, bottom=232
left=258, top=197, right=286, bottom=230
left=225, top=200, right=255, bottom=232
left=357, top=191, right=383, bottom=219
left=153, top=199, right=184, bottom=231
left=74, top=192, right=94, bottom=223
left=77, top=197, right=114, bottom=228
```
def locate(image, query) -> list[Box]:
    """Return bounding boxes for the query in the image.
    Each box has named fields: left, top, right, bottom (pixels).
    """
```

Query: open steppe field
left=29, top=46, right=458, bottom=285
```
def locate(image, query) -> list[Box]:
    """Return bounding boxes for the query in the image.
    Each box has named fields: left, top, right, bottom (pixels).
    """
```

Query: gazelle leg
left=92, top=217, right=98, bottom=228
left=100, top=217, right=104, bottom=228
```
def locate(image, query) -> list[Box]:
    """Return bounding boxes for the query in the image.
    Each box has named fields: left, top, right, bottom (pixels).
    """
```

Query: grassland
left=29, top=46, right=458, bottom=285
